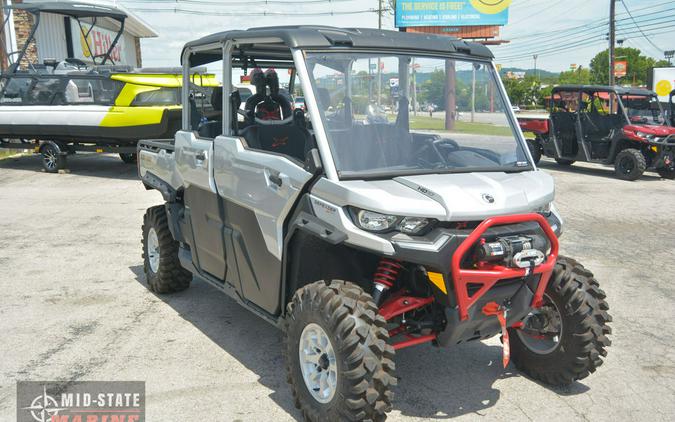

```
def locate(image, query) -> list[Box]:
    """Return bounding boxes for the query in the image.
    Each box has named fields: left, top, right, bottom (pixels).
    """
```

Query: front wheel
left=284, top=280, right=396, bottom=421
left=119, top=153, right=137, bottom=164
left=526, top=139, right=542, bottom=165
left=656, top=167, right=675, bottom=180
left=614, top=148, right=646, bottom=181
left=509, top=256, right=612, bottom=386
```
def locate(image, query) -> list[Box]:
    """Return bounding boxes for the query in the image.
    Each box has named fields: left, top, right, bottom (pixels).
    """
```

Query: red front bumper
left=450, top=213, right=559, bottom=321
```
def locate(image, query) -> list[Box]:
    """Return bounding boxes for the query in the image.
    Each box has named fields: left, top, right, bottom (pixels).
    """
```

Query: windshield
left=305, top=52, right=528, bottom=179
left=621, top=94, right=666, bottom=126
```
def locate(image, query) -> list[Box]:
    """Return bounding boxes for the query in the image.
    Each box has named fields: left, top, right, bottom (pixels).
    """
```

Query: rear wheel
left=142, top=205, right=191, bottom=293
left=284, top=280, right=396, bottom=421
left=526, top=139, right=542, bottom=164
left=614, top=148, right=646, bottom=181
left=509, top=256, right=611, bottom=386
left=119, top=153, right=137, bottom=164
left=656, top=167, right=675, bottom=179
left=554, top=158, right=575, bottom=166
left=40, top=142, right=66, bottom=173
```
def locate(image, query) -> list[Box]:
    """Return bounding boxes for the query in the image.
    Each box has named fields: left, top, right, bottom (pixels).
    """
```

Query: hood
left=314, top=171, right=555, bottom=221
left=624, top=124, right=675, bottom=137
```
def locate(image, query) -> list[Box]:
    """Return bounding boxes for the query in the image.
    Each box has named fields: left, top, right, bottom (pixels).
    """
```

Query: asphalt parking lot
left=1, top=153, right=674, bottom=421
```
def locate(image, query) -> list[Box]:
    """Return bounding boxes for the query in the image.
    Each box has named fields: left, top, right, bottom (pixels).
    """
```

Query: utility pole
left=609, top=0, right=616, bottom=86
left=377, top=0, right=383, bottom=107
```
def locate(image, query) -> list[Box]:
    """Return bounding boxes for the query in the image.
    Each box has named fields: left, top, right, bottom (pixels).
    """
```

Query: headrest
left=250, top=68, right=266, bottom=94
left=265, top=68, right=279, bottom=95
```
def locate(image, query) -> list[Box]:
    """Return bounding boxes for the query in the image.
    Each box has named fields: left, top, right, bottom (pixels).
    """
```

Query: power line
left=619, top=0, right=664, bottom=53
left=128, top=7, right=376, bottom=16
left=497, top=25, right=671, bottom=63
left=504, top=3, right=675, bottom=44
left=494, top=9, right=675, bottom=58
left=124, top=0, right=358, bottom=4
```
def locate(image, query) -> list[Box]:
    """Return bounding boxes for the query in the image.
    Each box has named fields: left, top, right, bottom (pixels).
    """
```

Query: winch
left=475, top=234, right=547, bottom=268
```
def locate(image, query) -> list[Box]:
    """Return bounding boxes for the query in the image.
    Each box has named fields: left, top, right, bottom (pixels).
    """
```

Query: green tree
left=502, top=76, right=544, bottom=107
left=589, top=47, right=664, bottom=85
left=419, top=69, right=463, bottom=111
left=558, top=67, right=591, bottom=85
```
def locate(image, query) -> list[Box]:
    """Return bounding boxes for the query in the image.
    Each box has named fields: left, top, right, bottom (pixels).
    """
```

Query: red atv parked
left=519, top=85, right=675, bottom=180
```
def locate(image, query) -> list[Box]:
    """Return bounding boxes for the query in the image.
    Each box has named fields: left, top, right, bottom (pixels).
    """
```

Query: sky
left=106, top=0, right=675, bottom=73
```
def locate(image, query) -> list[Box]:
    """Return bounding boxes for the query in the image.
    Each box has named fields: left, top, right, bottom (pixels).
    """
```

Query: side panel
left=212, top=135, right=313, bottom=315
left=184, top=185, right=227, bottom=280
left=174, top=130, right=215, bottom=192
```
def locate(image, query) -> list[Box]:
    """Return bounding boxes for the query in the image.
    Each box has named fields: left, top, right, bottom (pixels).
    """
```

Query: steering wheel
left=410, top=137, right=456, bottom=169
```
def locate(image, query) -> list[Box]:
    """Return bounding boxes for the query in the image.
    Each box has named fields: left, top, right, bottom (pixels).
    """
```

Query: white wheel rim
left=298, top=323, right=338, bottom=403
left=147, top=228, right=160, bottom=273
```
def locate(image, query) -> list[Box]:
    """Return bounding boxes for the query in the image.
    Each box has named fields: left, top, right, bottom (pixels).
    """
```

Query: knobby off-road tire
left=119, top=153, right=137, bottom=164
left=656, top=167, right=675, bottom=180
left=614, top=148, right=646, bottom=181
left=509, top=256, right=612, bottom=386
left=526, top=139, right=542, bottom=165
left=554, top=157, right=575, bottom=166
left=142, top=205, right=191, bottom=293
left=284, top=280, right=396, bottom=422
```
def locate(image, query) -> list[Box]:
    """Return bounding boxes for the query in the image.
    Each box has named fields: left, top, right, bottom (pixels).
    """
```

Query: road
left=1, top=153, right=674, bottom=421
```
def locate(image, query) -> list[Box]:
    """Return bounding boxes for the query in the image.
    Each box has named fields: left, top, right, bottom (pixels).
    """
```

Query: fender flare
left=279, top=195, right=348, bottom=316
left=141, top=171, right=177, bottom=203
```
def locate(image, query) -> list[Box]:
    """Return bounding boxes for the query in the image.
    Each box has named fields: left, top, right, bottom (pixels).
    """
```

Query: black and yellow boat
left=0, top=2, right=219, bottom=172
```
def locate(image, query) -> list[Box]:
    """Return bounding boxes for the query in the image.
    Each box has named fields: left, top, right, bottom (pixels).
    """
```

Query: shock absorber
left=372, top=258, right=403, bottom=305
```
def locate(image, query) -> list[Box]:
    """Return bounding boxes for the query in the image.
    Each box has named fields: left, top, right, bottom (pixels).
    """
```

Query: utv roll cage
left=179, top=26, right=499, bottom=179
left=550, top=84, right=663, bottom=123
left=2, top=1, right=127, bottom=73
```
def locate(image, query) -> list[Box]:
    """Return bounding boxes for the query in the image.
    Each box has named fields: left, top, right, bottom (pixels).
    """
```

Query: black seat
left=240, top=122, right=312, bottom=162
left=197, top=87, right=224, bottom=138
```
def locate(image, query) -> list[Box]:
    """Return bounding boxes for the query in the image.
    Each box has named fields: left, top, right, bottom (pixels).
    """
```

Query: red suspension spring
left=374, top=258, right=403, bottom=288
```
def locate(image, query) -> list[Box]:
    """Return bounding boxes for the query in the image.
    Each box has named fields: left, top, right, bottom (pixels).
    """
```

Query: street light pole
left=665, top=50, right=675, bottom=65
left=533, top=54, right=538, bottom=80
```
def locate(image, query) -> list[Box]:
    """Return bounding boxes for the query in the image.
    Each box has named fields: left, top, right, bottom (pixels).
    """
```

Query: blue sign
left=395, top=0, right=511, bottom=28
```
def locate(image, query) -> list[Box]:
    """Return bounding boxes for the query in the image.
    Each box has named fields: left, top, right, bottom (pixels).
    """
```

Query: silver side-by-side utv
left=138, top=26, right=611, bottom=421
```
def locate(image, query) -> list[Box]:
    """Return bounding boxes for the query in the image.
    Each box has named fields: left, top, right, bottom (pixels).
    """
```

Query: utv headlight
left=355, top=210, right=399, bottom=232
left=352, top=209, right=434, bottom=235
left=398, top=217, right=431, bottom=234
left=636, top=131, right=655, bottom=140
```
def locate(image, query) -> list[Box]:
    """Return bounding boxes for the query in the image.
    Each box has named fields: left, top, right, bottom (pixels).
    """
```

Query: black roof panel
left=182, top=26, right=493, bottom=65
left=553, top=84, right=656, bottom=96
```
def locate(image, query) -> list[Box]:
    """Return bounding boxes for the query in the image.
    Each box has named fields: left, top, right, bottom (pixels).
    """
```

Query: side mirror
left=304, top=148, right=323, bottom=175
